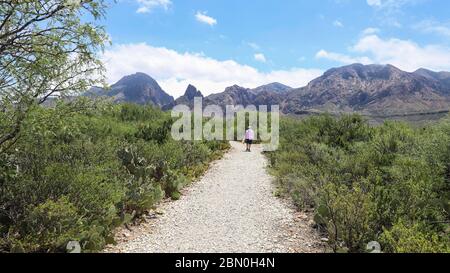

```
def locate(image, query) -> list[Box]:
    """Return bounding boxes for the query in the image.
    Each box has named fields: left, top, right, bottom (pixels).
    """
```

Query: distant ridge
left=283, top=63, right=450, bottom=115
left=87, top=64, right=450, bottom=116
left=250, top=82, right=292, bottom=94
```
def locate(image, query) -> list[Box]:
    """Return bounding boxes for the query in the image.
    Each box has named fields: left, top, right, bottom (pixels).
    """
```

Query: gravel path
left=105, top=141, right=323, bottom=253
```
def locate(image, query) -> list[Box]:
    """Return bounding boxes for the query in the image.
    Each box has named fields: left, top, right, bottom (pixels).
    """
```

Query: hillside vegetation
left=0, top=100, right=228, bottom=252
left=268, top=114, right=450, bottom=253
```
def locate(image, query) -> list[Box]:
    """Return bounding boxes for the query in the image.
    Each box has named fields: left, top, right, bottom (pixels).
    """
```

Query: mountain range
left=283, top=64, right=450, bottom=115
left=87, top=64, right=450, bottom=116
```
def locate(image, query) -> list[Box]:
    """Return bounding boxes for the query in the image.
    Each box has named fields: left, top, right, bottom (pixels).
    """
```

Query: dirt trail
left=105, top=141, right=323, bottom=253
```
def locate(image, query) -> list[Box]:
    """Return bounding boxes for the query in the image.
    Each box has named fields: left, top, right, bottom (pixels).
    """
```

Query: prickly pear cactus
left=117, top=146, right=163, bottom=216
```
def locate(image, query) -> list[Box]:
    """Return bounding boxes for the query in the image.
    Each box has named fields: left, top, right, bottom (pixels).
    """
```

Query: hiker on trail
left=243, top=126, right=255, bottom=152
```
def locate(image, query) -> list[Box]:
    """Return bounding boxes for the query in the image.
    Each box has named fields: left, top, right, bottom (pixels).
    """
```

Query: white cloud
left=254, top=53, right=267, bottom=63
left=366, top=0, right=382, bottom=6
left=333, top=20, right=344, bottom=28
left=353, top=34, right=450, bottom=71
left=316, top=50, right=372, bottom=64
left=366, top=0, right=422, bottom=27
left=362, top=27, right=380, bottom=35
left=414, top=20, right=450, bottom=38
left=316, top=33, right=450, bottom=72
left=136, top=0, right=171, bottom=14
left=102, top=43, right=323, bottom=98
left=366, top=0, right=417, bottom=9
left=195, top=11, right=217, bottom=26
left=246, top=42, right=260, bottom=50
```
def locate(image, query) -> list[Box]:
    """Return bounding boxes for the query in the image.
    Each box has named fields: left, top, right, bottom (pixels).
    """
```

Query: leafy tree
left=0, top=0, right=109, bottom=152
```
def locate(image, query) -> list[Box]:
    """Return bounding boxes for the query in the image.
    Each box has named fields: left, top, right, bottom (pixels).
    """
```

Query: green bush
left=317, top=182, right=373, bottom=252
left=269, top=114, right=450, bottom=253
left=12, top=197, right=82, bottom=253
left=380, top=221, right=450, bottom=253
left=135, top=119, right=172, bottom=144
left=0, top=100, right=229, bottom=252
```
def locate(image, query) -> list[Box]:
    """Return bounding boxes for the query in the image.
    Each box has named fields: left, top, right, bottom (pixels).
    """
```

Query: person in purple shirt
left=243, top=126, right=255, bottom=152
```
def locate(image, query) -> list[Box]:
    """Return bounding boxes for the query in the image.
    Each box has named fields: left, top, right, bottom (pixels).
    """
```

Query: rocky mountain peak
left=88, top=72, right=174, bottom=107
left=251, top=82, right=292, bottom=94
left=184, top=84, right=203, bottom=99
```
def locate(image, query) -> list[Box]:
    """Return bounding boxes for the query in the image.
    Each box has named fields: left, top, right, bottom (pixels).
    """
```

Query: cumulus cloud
left=136, top=0, right=171, bottom=14
left=195, top=11, right=217, bottom=26
left=316, top=33, right=450, bottom=72
left=254, top=53, right=267, bottom=63
left=101, top=43, right=323, bottom=98
left=353, top=34, right=450, bottom=71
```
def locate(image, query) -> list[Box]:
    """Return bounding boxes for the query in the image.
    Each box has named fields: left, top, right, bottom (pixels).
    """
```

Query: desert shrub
left=0, top=101, right=229, bottom=252
left=183, top=141, right=210, bottom=166
left=11, top=197, right=83, bottom=253
left=135, top=119, right=172, bottom=144
left=380, top=221, right=450, bottom=253
left=269, top=114, right=450, bottom=253
left=117, top=103, right=166, bottom=122
left=317, top=182, right=373, bottom=252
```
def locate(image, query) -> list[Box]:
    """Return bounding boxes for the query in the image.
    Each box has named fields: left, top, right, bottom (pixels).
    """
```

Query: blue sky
left=101, top=0, right=450, bottom=97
